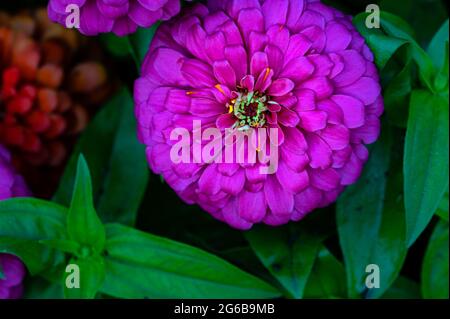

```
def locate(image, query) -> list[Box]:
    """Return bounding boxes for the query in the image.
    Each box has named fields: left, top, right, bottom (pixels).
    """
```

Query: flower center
left=228, top=90, right=268, bottom=130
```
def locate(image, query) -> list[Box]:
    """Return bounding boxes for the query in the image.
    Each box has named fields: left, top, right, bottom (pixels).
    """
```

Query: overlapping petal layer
left=47, top=0, right=181, bottom=35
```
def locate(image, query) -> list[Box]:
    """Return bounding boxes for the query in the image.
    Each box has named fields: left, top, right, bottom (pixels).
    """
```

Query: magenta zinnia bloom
left=47, top=0, right=181, bottom=36
left=0, top=145, right=29, bottom=299
left=135, top=0, right=383, bottom=229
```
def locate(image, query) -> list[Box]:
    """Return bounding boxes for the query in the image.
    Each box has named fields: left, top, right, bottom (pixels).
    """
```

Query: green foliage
left=245, top=209, right=334, bottom=299
left=246, top=226, right=321, bottom=299
left=1, top=157, right=279, bottom=299
left=304, top=247, right=347, bottom=299
left=67, top=156, right=106, bottom=253
left=436, top=190, right=449, bottom=222
left=421, top=220, right=449, bottom=298
left=101, top=25, right=159, bottom=69
left=0, top=0, right=448, bottom=300
left=337, top=128, right=408, bottom=298
left=64, top=256, right=105, bottom=299
left=427, top=20, right=450, bottom=71
left=0, top=199, right=67, bottom=275
left=54, top=88, right=148, bottom=226
left=102, top=224, right=279, bottom=299
left=404, top=91, right=449, bottom=246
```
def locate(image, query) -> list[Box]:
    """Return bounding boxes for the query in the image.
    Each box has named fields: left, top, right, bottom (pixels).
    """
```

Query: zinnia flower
left=134, top=0, right=383, bottom=229
left=0, top=144, right=29, bottom=299
left=47, top=0, right=181, bottom=36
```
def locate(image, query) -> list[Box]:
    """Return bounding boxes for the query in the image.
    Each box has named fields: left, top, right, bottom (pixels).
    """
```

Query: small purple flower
left=0, top=254, right=27, bottom=299
left=134, top=0, right=383, bottom=229
left=47, top=0, right=181, bottom=36
left=0, top=145, right=30, bottom=299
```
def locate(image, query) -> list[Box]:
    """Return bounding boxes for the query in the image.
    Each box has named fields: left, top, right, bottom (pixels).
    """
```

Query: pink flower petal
left=277, top=161, right=309, bottom=193
left=337, top=77, right=381, bottom=105
left=299, top=110, right=328, bottom=132
left=306, top=133, right=332, bottom=169
left=267, top=78, right=295, bottom=96
left=264, top=175, right=294, bottom=215
left=237, top=190, right=266, bottom=223
left=331, top=94, right=365, bottom=129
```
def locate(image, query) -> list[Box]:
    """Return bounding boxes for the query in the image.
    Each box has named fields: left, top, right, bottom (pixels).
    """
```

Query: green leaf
left=304, top=247, right=346, bottom=299
left=99, top=33, right=132, bottom=58
left=365, top=140, right=408, bottom=299
left=337, top=128, right=408, bottom=298
left=380, top=12, right=436, bottom=91
left=354, top=11, right=436, bottom=91
left=95, top=93, right=149, bottom=226
left=434, top=43, right=449, bottom=93
left=428, top=20, right=449, bottom=93
left=384, top=61, right=413, bottom=128
left=39, top=239, right=81, bottom=256
left=128, top=25, right=159, bottom=68
left=101, top=224, right=280, bottom=299
left=67, top=155, right=105, bottom=253
left=381, top=276, right=421, bottom=299
left=404, top=90, right=449, bottom=246
left=245, top=209, right=333, bottom=299
left=353, top=13, right=408, bottom=70
left=337, top=134, right=390, bottom=298
left=436, top=190, right=449, bottom=222
left=54, top=88, right=148, bottom=226
left=380, top=0, right=448, bottom=47
left=427, top=19, right=449, bottom=71
left=64, top=256, right=105, bottom=299
left=0, top=198, right=67, bottom=274
left=100, top=25, right=159, bottom=69
left=379, top=11, right=417, bottom=41
left=421, top=220, right=449, bottom=299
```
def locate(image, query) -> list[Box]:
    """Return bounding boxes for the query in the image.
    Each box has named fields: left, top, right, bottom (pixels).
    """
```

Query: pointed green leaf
left=67, top=155, right=105, bottom=252
left=427, top=19, right=449, bottom=71
left=404, top=90, right=449, bottom=246
left=101, top=224, right=280, bottom=299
